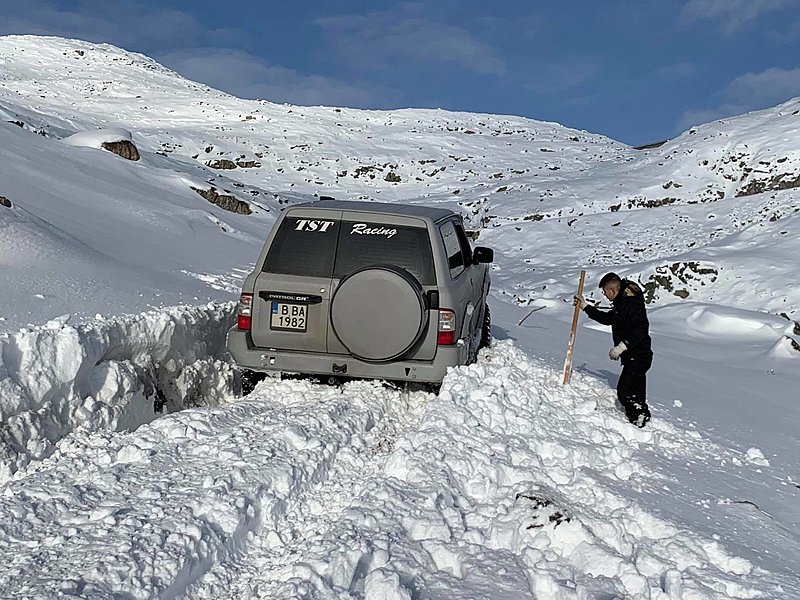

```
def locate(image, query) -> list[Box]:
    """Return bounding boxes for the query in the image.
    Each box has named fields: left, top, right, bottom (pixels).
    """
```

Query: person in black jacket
left=575, top=272, right=653, bottom=427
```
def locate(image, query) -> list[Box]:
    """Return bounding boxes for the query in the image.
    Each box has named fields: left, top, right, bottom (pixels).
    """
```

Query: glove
left=574, top=293, right=587, bottom=310
left=609, top=342, right=627, bottom=361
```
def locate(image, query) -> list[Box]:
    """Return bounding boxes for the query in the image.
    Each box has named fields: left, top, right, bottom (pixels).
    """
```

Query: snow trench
left=0, top=303, right=238, bottom=481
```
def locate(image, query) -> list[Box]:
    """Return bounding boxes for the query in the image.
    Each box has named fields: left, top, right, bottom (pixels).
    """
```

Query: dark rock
left=0, top=195, right=12, bottom=208
left=191, top=187, right=252, bottom=215
left=101, top=140, right=140, bottom=161
left=641, top=261, right=718, bottom=303
left=633, top=139, right=668, bottom=150
left=205, top=159, right=238, bottom=170
left=523, top=213, right=544, bottom=221
left=384, top=171, right=401, bottom=183
left=736, top=172, right=800, bottom=197
left=628, top=196, right=679, bottom=208
left=235, top=159, right=261, bottom=169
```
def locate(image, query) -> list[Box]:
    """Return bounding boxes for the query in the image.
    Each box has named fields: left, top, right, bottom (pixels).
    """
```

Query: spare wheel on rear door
left=330, top=265, right=428, bottom=362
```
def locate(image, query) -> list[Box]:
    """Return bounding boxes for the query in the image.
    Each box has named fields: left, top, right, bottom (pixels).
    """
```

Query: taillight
left=437, top=309, right=456, bottom=345
left=237, top=293, right=253, bottom=331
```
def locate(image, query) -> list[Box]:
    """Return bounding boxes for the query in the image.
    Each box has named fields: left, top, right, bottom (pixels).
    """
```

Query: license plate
left=270, top=302, right=307, bottom=331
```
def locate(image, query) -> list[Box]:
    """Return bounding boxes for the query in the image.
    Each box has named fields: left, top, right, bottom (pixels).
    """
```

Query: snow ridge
left=0, top=303, right=236, bottom=481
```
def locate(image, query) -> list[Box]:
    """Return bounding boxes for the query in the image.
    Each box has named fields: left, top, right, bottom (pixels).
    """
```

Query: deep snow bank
left=226, top=340, right=776, bottom=599
left=0, top=303, right=237, bottom=481
left=188, top=341, right=796, bottom=600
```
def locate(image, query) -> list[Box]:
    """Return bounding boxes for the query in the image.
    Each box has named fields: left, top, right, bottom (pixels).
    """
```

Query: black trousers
left=617, top=353, right=652, bottom=409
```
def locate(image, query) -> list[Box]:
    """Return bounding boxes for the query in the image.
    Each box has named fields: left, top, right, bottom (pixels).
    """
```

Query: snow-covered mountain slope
left=2, top=34, right=799, bottom=328
left=0, top=35, right=798, bottom=599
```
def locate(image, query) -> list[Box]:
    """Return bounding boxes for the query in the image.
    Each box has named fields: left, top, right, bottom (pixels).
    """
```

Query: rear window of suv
left=262, top=217, right=341, bottom=278
left=262, top=217, right=435, bottom=284
left=334, top=220, right=435, bottom=285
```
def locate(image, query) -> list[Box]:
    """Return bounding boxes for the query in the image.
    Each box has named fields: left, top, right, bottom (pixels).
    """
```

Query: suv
left=227, top=199, right=493, bottom=383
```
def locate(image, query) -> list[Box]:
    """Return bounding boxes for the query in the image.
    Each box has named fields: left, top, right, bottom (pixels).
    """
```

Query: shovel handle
left=562, top=270, right=586, bottom=384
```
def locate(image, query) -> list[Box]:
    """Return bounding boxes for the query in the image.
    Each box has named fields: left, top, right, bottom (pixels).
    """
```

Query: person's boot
left=631, top=402, right=651, bottom=428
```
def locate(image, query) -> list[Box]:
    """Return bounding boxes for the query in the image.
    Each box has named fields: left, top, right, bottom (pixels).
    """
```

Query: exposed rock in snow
left=101, top=139, right=140, bottom=161
left=191, top=186, right=252, bottom=215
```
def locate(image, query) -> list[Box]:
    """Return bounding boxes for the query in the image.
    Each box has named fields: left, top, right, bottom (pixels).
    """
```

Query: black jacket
left=584, top=280, right=652, bottom=361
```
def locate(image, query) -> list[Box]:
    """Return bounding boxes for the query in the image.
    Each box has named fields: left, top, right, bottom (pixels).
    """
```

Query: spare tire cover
left=331, top=266, right=427, bottom=362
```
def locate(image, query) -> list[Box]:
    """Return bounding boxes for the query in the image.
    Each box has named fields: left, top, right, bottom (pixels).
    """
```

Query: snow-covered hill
left=2, top=34, right=799, bottom=326
left=0, top=35, right=798, bottom=599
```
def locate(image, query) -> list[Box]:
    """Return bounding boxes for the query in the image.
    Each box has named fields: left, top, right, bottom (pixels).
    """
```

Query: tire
left=330, top=265, right=428, bottom=362
left=478, top=304, right=492, bottom=350
left=240, top=369, right=266, bottom=396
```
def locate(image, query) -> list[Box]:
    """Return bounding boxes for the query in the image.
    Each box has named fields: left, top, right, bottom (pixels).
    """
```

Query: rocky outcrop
left=235, top=159, right=261, bottom=169
left=205, top=159, right=238, bottom=170
left=191, top=187, right=251, bottom=215
left=101, top=140, right=140, bottom=161
left=0, top=194, right=12, bottom=208
left=641, top=261, right=718, bottom=303
left=736, top=171, right=800, bottom=197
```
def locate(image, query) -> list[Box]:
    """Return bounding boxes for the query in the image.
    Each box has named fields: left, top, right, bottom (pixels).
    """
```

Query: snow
left=0, top=303, right=236, bottom=480
left=62, top=126, right=134, bottom=149
left=0, top=35, right=798, bottom=599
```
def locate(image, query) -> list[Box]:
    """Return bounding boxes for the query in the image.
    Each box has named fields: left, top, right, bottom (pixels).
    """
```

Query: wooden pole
left=562, top=270, right=586, bottom=385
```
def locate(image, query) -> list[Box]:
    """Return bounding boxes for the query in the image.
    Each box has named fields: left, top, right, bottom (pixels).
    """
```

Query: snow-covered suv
left=227, top=199, right=493, bottom=383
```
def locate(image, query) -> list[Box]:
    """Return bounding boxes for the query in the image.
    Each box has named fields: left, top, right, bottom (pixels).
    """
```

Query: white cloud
left=680, top=0, right=797, bottom=33
left=676, top=103, right=750, bottom=131
left=316, top=4, right=507, bottom=75
left=676, top=66, right=800, bottom=132
left=157, top=48, right=390, bottom=108
left=726, top=66, right=800, bottom=103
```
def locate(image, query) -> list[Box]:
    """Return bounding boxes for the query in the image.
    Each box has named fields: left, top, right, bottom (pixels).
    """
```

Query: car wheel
left=478, top=304, right=491, bottom=350
left=330, top=265, right=428, bottom=362
left=240, top=369, right=266, bottom=396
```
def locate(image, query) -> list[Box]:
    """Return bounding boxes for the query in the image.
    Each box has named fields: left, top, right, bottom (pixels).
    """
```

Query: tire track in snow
left=187, top=381, right=433, bottom=599
left=0, top=378, right=430, bottom=599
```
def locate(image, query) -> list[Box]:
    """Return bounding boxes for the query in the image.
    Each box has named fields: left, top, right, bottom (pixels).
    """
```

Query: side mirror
left=473, top=246, right=493, bottom=264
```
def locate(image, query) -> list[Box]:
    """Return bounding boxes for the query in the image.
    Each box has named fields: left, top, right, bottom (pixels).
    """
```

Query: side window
left=440, top=220, right=465, bottom=279
left=262, top=217, right=340, bottom=278
left=454, top=221, right=473, bottom=266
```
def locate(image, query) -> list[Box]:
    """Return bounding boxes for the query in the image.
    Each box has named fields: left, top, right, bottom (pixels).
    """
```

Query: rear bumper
left=226, top=327, right=465, bottom=383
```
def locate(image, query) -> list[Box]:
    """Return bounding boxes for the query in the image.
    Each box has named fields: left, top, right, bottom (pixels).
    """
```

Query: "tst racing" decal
left=294, top=219, right=335, bottom=232
left=350, top=223, right=398, bottom=238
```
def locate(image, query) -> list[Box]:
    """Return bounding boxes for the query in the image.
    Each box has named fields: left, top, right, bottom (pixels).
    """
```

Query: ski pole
left=562, top=270, right=586, bottom=385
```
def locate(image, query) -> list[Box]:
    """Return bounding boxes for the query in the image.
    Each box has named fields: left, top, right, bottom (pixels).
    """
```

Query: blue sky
left=2, top=0, right=799, bottom=145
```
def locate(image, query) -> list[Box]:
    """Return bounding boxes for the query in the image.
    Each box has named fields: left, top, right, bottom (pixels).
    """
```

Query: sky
left=2, top=0, right=800, bottom=144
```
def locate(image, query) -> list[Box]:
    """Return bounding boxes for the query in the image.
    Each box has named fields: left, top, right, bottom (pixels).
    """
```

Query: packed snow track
left=0, top=372, right=433, bottom=599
